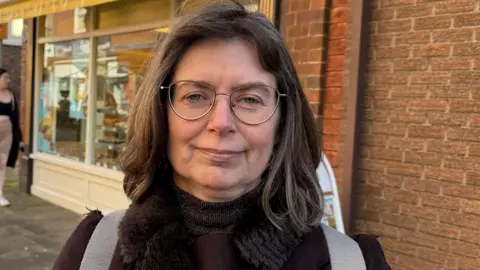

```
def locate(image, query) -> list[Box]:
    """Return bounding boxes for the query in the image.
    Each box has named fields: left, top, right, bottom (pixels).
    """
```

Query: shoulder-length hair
left=121, top=0, right=323, bottom=233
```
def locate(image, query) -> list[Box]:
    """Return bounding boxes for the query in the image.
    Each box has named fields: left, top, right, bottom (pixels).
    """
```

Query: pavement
left=0, top=168, right=81, bottom=270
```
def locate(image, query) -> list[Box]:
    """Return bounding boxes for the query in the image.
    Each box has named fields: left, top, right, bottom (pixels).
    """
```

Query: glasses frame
left=160, top=80, right=287, bottom=125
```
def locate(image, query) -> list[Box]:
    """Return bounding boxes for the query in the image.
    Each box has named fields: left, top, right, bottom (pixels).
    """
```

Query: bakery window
left=38, top=39, right=90, bottom=162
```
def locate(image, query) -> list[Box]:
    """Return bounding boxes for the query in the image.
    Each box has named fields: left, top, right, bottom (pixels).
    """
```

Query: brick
left=453, top=43, right=480, bottom=56
left=364, top=221, right=400, bottom=238
left=409, top=125, right=445, bottom=139
left=410, top=72, right=450, bottom=84
left=360, top=158, right=387, bottom=172
left=428, top=112, right=469, bottom=126
left=311, top=0, right=326, bottom=9
left=287, top=25, right=309, bottom=39
left=323, top=119, right=340, bottom=135
left=423, top=194, right=462, bottom=211
left=387, top=162, right=423, bottom=177
left=424, top=167, right=464, bottom=183
left=326, top=55, right=344, bottom=71
left=399, top=231, right=441, bottom=249
left=322, top=134, right=339, bottom=151
left=380, top=238, right=418, bottom=257
left=450, top=100, right=480, bottom=113
left=361, top=134, right=388, bottom=147
left=405, top=151, right=442, bottom=166
left=374, top=72, right=410, bottom=84
left=419, top=219, right=459, bottom=240
left=283, top=13, right=296, bottom=26
left=417, top=246, right=452, bottom=265
left=371, top=34, right=393, bottom=47
left=432, top=29, right=473, bottom=43
left=375, top=99, right=409, bottom=110
left=454, top=13, right=480, bottom=27
left=375, top=46, right=410, bottom=59
left=372, top=8, right=395, bottom=21
left=465, top=171, right=480, bottom=186
left=305, top=89, right=320, bottom=103
left=396, top=4, right=433, bottom=18
left=329, top=23, right=346, bottom=39
left=413, top=44, right=450, bottom=57
left=363, top=109, right=389, bottom=121
left=357, top=208, right=382, bottom=223
left=451, top=240, right=479, bottom=258
left=410, top=99, right=447, bottom=111
left=426, top=140, right=467, bottom=156
left=324, top=150, right=339, bottom=166
left=289, top=0, right=310, bottom=12
left=457, top=256, right=480, bottom=270
left=431, top=58, right=471, bottom=71
left=451, top=71, right=480, bottom=84
left=390, top=112, right=427, bottom=124
left=459, top=228, right=480, bottom=244
left=385, top=187, right=420, bottom=204
left=381, top=0, right=415, bottom=6
left=467, top=143, right=480, bottom=157
left=415, top=16, right=452, bottom=30
left=296, top=63, right=321, bottom=75
left=323, top=103, right=344, bottom=119
left=361, top=184, right=384, bottom=198
left=324, top=88, right=342, bottom=103
left=400, top=204, right=438, bottom=221
left=391, top=85, right=428, bottom=98
left=306, top=77, right=321, bottom=90
left=372, top=123, right=407, bottom=136
left=463, top=200, right=480, bottom=216
left=430, top=85, right=470, bottom=99
left=308, top=22, right=324, bottom=36
left=444, top=156, right=480, bottom=171
left=368, top=59, right=392, bottom=71
left=370, top=147, right=403, bottom=162
left=294, top=36, right=323, bottom=50
left=365, top=196, right=401, bottom=213
left=383, top=213, right=418, bottom=230
left=389, top=137, right=426, bottom=151
left=395, top=31, right=430, bottom=45
left=306, top=49, right=322, bottom=62
left=328, top=39, right=346, bottom=55
left=404, top=177, right=442, bottom=194
left=472, top=115, right=480, bottom=127
left=448, top=127, right=480, bottom=142
left=330, top=7, right=348, bottom=24
left=435, top=0, right=476, bottom=14
left=297, top=10, right=324, bottom=25
left=442, top=182, right=480, bottom=200
left=378, top=19, right=412, bottom=33
left=325, top=71, right=343, bottom=87
left=393, top=58, right=428, bottom=71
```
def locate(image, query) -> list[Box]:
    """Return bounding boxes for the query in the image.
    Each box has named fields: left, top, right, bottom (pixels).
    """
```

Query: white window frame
left=2, top=18, right=23, bottom=46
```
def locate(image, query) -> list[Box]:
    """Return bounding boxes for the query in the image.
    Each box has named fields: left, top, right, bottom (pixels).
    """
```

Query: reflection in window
left=44, top=8, right=92, bottom=37
left=93, top=31, right=166, bottom=170
left=38, top=39, right=90, bottom=162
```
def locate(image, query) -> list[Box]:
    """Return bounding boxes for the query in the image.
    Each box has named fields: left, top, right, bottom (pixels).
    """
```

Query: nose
left=206, top=96, right=236, bottom=135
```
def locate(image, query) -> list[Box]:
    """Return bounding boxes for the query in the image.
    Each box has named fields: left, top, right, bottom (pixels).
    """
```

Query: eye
left=242, top=96, right=260, bottom=104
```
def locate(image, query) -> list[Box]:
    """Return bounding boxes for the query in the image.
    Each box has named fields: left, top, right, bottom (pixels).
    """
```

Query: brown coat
left=53, top=182, right=391, bottom=270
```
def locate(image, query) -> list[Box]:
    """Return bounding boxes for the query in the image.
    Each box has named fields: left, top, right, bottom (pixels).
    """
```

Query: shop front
left=0, top=0, right=275, bottom=214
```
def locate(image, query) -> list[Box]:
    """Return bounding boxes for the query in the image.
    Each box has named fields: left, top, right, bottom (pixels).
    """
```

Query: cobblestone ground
left=0, top=168, right=81, bottom=270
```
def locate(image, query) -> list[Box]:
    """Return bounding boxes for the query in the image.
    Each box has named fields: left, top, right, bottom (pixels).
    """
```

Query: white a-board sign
left=317, top=153, right=345, bottom=234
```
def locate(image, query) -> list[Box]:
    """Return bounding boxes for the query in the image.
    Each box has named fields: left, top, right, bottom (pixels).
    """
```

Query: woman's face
left=0, top=73, right=10, bottom=90
left=168, top=38, right=279, bottom=202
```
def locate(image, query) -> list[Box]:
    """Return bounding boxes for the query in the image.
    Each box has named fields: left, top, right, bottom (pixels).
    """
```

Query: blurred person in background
left=0, top=68, right=23, bottom=207
left=53, top=2, right=391, bottom=269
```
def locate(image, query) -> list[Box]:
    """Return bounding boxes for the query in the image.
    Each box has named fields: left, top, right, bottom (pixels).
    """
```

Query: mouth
left=197, top=147, right=244, bottom=162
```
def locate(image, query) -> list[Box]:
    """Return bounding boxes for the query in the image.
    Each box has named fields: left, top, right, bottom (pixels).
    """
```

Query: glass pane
left=43, top=8, right=92, bottom=37
left=96, top=0, right=171, bottom=30
left=93, top=30, right=165, bottom=170
left=38, top=39, right=90, bottom=162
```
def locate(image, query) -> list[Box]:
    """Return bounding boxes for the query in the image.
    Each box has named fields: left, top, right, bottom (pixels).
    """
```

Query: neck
left=173, top=171, right=261, bottom=203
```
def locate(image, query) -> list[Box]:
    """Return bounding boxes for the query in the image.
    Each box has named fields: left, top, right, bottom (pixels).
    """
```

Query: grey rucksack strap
left=80, top=209, right=126, bottom=270
left=322, top=225, right=367, bottom=270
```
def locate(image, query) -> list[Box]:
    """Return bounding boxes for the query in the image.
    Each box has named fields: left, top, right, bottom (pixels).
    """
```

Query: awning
left=0, top=0, right=118, bottom=24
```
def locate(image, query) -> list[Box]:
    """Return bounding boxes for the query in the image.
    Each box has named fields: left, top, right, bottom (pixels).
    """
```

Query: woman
left=0, top=68, right=22, bottom=207
left=54, top=2, right=391, bottom=269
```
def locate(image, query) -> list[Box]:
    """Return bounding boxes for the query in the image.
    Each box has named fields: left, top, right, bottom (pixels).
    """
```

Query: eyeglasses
left=160, top=80, right=286, bottom=125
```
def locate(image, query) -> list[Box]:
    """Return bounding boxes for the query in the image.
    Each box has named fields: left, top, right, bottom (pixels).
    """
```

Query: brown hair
left=121, top=1, right=323, bottom=233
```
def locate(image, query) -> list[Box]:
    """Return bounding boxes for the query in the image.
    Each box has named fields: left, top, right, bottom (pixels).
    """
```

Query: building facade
left=3, top=0, right=480, bottom=269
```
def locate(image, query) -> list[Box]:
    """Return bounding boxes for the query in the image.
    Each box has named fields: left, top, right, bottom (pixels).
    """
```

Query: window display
left=93, top=30, right=165, bottom=169
left=38, top=39, right=90, bottom=162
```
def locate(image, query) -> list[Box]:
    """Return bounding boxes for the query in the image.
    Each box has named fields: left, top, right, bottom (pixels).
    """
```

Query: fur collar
left=117, top=180, right=303, bottom=270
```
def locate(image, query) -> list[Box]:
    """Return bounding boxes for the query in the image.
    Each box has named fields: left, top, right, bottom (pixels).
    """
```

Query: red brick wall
left=281, top=0, right=349, bottom=185
left=357, top=0, right=480, bottom=269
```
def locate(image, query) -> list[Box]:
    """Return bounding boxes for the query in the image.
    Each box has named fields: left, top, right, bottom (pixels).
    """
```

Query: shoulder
left=53, top=210, right=104, bottom=270
left=300, top=226, right=391, bottom=270
left=350, top=233, right=391, bottom=270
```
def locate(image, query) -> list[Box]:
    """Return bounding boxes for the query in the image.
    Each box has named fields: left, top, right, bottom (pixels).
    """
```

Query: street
left=0, top=169, right=80, bottom=270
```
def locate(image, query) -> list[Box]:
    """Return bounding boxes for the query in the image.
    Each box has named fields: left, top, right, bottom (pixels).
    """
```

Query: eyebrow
left=177, top=80, right=272, bottom=90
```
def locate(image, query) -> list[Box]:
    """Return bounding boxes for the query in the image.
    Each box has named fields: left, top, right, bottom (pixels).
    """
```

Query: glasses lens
left=231, top=86, right=279, bottom=125
left=169, top=81, right=215, bottom=119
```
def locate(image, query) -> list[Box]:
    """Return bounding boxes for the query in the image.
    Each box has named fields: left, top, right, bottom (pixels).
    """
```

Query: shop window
left=93, top=30, right=166, bottom=170
left=43, top=8, right=93, bottom=37
left=96, top=0, right=171, bottom=30
left=38, top=39, right=90, bottom=162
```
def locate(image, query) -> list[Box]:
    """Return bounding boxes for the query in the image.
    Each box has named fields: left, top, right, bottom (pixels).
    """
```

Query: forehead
left=173, top=38, right=276, bottom=88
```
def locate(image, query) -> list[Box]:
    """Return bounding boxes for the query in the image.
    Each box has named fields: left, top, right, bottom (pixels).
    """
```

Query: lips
left=197, top=147, right=243, bottom=162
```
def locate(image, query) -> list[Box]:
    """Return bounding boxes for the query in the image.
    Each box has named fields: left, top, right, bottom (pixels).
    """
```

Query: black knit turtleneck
left=173, top=184, right=262, bottom=237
